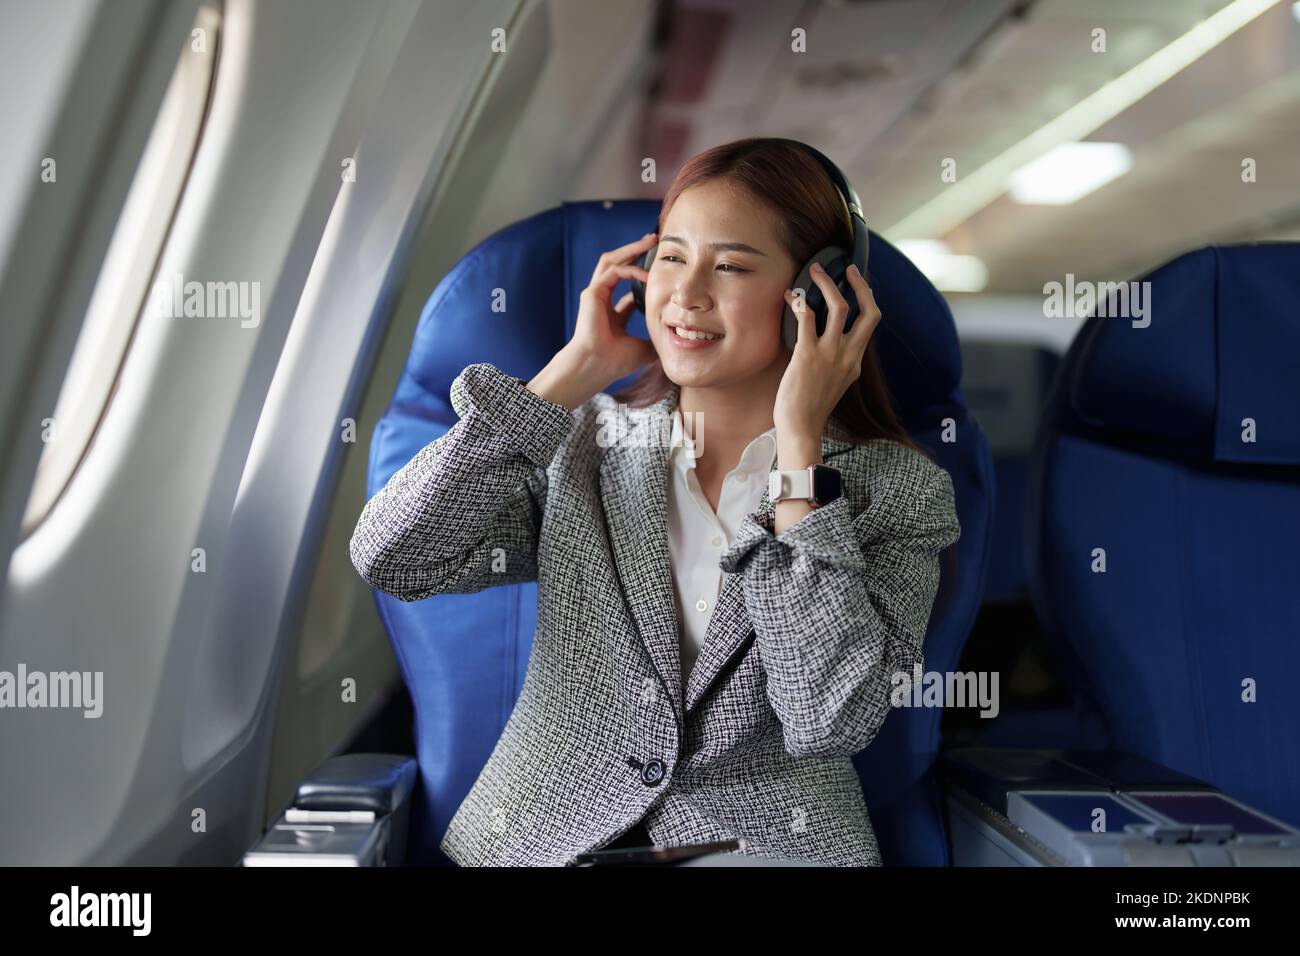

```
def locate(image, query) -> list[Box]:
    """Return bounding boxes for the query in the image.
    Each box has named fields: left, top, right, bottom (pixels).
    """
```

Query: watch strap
left=770, top=464, right=844, bottom=508
left=768, top=467, right=816, bottom=504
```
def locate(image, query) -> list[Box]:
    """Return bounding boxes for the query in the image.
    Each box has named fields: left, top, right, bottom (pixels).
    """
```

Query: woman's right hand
left=568, top=232, right=660, bottom=381
left=527, top=232, right=661, bottom=409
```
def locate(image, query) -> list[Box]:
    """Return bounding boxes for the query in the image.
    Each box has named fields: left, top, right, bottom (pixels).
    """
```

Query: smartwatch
left=768, top=464, right=842, bottom=508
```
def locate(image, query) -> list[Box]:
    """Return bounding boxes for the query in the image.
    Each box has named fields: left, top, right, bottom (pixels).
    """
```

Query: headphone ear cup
left=783, top=261, right=817, bottom=350
left=782, top=247, right=848, bottom=349
left=630, top=244, right=656, bottom=314
left=820, top=251, right=862, bottom=334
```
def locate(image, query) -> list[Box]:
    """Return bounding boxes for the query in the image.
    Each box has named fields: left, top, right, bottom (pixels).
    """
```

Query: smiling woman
left=612, top=138, right=923, bottom=460
left=350, top=135, right=964, bottom=866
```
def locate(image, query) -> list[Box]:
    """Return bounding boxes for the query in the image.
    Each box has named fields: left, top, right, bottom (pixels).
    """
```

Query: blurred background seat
left=1021, top=242, right=1300, bottom=829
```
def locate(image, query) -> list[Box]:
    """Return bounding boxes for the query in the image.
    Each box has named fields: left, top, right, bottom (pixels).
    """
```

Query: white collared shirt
left=665, top=409, right=778, bottom=687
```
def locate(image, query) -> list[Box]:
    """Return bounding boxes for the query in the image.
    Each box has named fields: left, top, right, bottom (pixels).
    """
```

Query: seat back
left=366, top=200, right=993, bottom=864
left=1024, top=243, right=1300, bottom=829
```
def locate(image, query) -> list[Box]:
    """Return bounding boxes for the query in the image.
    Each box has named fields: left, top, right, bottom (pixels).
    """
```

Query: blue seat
left=1024, top=243, right=1300, bottom=829
left=364, top=199, right=994, bottom=865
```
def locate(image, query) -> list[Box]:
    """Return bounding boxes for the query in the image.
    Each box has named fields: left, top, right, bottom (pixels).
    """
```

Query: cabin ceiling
left=620, top=0, right=1300, bottom=292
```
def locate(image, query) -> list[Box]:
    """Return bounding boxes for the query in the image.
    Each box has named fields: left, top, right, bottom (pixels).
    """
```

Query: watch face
left=812, top=465, right=842, bottom=504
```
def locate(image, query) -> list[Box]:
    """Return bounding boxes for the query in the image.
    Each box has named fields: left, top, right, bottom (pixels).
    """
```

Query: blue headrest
left=1025, top=242, right=1300, bottom=830
left=415, top=199, right=965, bottom=418
left=1058, top=243, right=1300, bottom=465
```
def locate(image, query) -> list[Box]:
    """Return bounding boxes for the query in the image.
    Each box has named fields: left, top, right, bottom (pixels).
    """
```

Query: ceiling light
left=888, top=0, right=1282, bottom=237
left=1008, top=141, right=1133, bottom=204
left=896, top=239, right=989, bottom=293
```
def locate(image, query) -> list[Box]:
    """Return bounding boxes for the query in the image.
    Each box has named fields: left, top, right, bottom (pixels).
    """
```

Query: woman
left=349, top=137, right=961, bottom=866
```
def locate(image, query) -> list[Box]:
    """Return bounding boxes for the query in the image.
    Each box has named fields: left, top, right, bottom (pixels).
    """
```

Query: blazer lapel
left=598, top=383, right=859, bottom=721
left=599, top=386, right=685, bottom=717
left=683, top=425, right=858, bottom=716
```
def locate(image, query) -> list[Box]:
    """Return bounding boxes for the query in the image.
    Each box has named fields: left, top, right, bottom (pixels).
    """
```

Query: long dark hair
left=612, top=137, right=925, bottom=459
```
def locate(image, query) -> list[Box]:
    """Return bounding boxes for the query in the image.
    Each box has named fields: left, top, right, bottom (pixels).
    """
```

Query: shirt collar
left=668, top=409, right=778, bottom=474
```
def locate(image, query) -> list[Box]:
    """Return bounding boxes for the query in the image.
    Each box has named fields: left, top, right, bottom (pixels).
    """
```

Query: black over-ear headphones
left=630, top=138, right=869, bottom=351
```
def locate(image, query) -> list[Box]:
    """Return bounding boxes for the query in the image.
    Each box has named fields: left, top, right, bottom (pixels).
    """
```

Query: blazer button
left=641, top=758, right=666, bottom=786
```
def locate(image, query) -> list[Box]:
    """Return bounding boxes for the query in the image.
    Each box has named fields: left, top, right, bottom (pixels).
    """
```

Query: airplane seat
left=965, top=701, right=1110, bottom=750
left=959, top=344, right=1114, bottom=754
left=363, top=199, right=993, bottom=866
left=845, top=232, right=995, bottom=866
left=976, top=346, right=1062, bottom=604
left=1023, top=242, right=1300, bottom=829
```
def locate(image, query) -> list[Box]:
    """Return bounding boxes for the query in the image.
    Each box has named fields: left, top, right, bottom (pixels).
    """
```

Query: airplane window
left=18, top=2, right=222, bottom=536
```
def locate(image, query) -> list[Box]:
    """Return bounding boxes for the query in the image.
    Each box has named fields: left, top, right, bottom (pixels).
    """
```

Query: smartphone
left=572, top=837, right=745, bottom=866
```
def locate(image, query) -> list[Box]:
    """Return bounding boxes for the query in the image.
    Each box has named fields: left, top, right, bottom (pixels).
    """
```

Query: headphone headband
left=771, top=138, right=865, bottom=223
left=766, top=138, right=869, bottom=279
left=630, top=137, right=870, bottom=346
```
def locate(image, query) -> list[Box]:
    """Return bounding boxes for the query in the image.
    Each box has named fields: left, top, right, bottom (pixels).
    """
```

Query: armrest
left=294, top=753, right=417, bottom=815
left=243, top=753, right=417, bottom=867
left=938, top=747, right=1300, bottom=867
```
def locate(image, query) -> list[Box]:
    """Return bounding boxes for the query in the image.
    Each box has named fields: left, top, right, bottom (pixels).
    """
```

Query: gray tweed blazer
left=349, top=362, right=961, bottom=866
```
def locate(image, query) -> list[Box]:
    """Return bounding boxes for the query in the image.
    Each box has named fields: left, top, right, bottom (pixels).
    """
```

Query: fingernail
left=812, top=262, right=824, bottom=273
left=849, top=263, right=860, bottom=276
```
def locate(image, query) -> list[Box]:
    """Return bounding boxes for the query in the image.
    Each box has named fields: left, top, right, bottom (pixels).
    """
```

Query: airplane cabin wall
left=267, top=0, right=660, bottom=830
left=0, top=0, right=572, bottom=866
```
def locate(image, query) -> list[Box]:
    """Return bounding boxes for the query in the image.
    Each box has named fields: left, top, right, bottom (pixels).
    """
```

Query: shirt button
left=695, top=598, right=707, bottom=612
left=711, top=535, right=722, bottom=547
left=735, top=473, right=747, bottom=482
left=641, top=759, right=666, bottom=786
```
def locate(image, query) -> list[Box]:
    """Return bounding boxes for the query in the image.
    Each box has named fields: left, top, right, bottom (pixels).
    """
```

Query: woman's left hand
left=774, top=261, right=882, bottom=439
